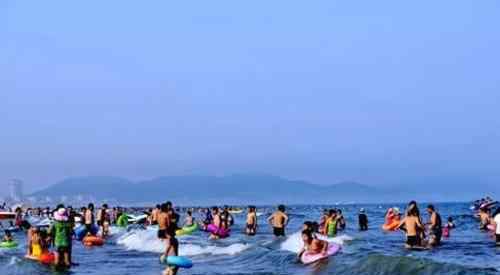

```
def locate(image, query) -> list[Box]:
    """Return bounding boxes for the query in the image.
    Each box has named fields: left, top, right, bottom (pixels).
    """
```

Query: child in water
left=2, top=230, right=13, bottom=242
left=298, top=230, right=328, bottom=258
left=161, top=229, right=179, bottom=275
left=29, top=227, right=43, bottom=258
left=184, top=210, right=194, bottom=227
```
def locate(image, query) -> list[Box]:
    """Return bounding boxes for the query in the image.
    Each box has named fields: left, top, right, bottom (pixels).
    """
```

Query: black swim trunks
left=157, top=229, right=166, bottom=239
left=273, top=227, right=285, bottom=237
left=406, top=235, right=418, bottom=246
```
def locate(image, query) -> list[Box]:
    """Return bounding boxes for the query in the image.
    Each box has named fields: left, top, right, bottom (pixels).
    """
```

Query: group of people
left=3, top=199, right=500, bottom=274
left=0, top=203, right=129, bottom=270
left=475, top=200, right=500, bottom=246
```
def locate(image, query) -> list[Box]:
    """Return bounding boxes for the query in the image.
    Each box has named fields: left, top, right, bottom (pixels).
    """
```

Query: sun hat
left=53, top=208, right=68, bottom=221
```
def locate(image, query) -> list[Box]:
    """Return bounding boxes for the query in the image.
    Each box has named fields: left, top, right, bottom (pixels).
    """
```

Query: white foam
left=117, top=228, right=250, bottom=256
left=280, top=231, right=353, bottom=253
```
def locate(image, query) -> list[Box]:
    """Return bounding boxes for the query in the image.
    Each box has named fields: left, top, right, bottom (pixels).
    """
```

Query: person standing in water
left=358, top=208, right=368, bottom=231
left=220, top=206, right=234, bottom=229
left=50, top=207, right=72, bottom=269
left=478, top=207, right=492, bottom=230
left=318, top=209, right=329, bottom=234
left=84, top=203, right=95, bottom=236
left=150, top=205, right=161, bottom=226
left=399, top=204, right=425, bottom=249
left=209, top=207, right=222, bottom=239
left=97, top=204, right=110, bottom=238
left=323, top=209, right=338, bottom=237
left=337, top=209, right=346, bottom=230
left=161, top=229, right=179, bottom=275
left=184, top=210, right=194, bottom=227
left=268, top=205, right=288, bottom=237
left=246, top=206, right=257, bottom=236
left=426, top=205, right=442, bottom=247
left=493, top=208, right=500, bottom=246
left=158, top=203, right=170, bottom=241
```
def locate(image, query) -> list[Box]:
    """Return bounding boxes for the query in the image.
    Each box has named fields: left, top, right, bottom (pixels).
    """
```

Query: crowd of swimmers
left=2, top=199, right=500, bottom=274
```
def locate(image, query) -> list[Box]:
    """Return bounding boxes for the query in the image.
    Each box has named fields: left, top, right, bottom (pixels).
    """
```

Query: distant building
left=9, top=179, right=24, bottom=202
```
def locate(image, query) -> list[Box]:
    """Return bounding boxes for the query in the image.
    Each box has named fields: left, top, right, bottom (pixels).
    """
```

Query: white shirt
left=494, top=214, right=500, bottom=235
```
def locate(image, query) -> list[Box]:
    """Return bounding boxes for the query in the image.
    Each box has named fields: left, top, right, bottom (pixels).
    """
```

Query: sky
left=1, top=0, right=500, bottom=193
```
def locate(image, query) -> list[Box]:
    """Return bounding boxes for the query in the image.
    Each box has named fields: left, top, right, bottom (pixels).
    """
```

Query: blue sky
left=2, top=0, right=500, bottom=192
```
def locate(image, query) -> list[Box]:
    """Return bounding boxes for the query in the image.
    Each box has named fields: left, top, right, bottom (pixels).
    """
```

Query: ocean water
left=1, top=202, right=499, bottom=275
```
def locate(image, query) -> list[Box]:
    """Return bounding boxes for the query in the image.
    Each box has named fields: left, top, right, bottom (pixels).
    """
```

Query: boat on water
left=0, top=212, right=16, bottom=228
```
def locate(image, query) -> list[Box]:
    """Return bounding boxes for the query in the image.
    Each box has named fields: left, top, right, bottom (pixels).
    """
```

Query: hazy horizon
left=2, top=1, right=500, bottom=193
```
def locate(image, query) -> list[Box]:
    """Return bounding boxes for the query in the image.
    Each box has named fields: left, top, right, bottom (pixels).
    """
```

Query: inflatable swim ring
left=382, top=220, right=400, bottom=231
left=206, top=224, right=230, bottom=238
left=74, top=224, right=99, bottom=240
left=116, top=214, right=128, bottom=227
left=176, top=223, right=198, bottom=236
left=0, top=240, right=18, bottom=248
left=39, top=252, right=55, bottom=265
left=83, top=236, right=104, bottom=247
left=301, top=243, right=341, bottom=265
left=160, top=255, right=193, bottom=268
left=487, top=224, right=496, bottom=232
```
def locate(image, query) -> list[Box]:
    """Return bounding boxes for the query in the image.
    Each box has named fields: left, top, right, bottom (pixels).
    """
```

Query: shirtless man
left=157, top=204, right=170, bottom=241
left=161, top=229, right=179, bottom=275
left=84, top=203, right=95, bottom=236
left=150, top=205, right=160, bottom=225
left=268, top=205, right=289, bottom=237
left=97, top=204, right=110, bottom=238
left=399, top=205, right=425, bottom=249
left=426, top=205, right=442, bottom=247
left=246, top=206, right=257, bottom=236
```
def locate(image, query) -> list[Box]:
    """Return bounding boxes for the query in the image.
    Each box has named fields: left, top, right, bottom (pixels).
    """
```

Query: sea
left=1, top=202, right=499, bottom=275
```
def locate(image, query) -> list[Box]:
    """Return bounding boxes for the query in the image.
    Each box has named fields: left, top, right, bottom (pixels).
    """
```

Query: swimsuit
left=157, top=229, right=167, bottom=239
left=32, top=244, right=42, bottom=257
left=406, top=235, right=418, bottom=246
left=273, top=227, right=285, bottom=237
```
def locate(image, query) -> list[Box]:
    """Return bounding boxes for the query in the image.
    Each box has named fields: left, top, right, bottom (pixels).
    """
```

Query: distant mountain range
left=31, top=174, right=497, bottom=205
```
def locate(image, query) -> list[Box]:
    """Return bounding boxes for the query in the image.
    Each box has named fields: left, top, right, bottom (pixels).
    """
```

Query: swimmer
left=2, top=230, right=13, bottom=242
left=184, top=210, right=194, bottom=227
left=478, top=207, right=491, bottom=231
left=150, top=205, right=160, bottom=225
left=50, top=207, right=72, bottom=268
left=161, top=229, right=179, bottom=275
left=399, top=204, right=425, bottom=249
left=426, top=205, right=442, bottom=247
left=358, top=208, right=368, bottom=231
left=298, top=230, right=328, bottom=258
left=97, top=204, right=110, bottom=238
left=323, top=209, right=338, bottom=237
left=246, top=206, right=257, bottom=236
left=84, top=203, right=95, bottom=236
left=158, top=203, right=170, bottom=240
left=267, top=205, right=288, bottom=237
left=209, top=207, right=222, bottom=240
left=493, top=208, right=500, bottom=246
